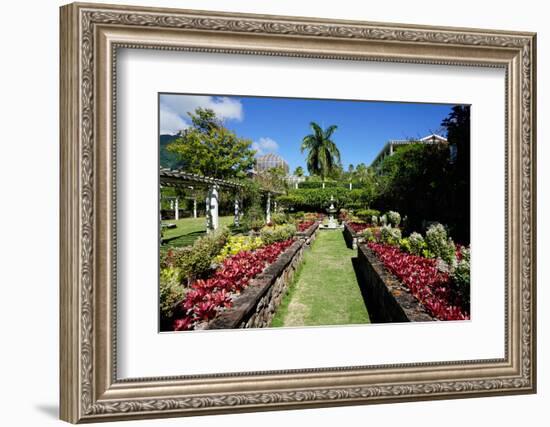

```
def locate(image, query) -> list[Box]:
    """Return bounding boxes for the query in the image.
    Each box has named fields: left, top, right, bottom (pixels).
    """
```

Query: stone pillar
left=349, top=182, right=352, bottom=190
left=234, top=197, right=240, bottom=227
left=193, top=198, right=197, bottom=218
left=295, top=182, right=298, bottom=189
left=205, top=191, right=211, bottom=232
left=210, top=185, right=219, bottom=230
left=322, top=181, right=325, bottom=189
left=174, top=198, right=179, bottom=220
left=266, top=192, right=271, bottom=224
left=389, top=143, right=394, bottom=155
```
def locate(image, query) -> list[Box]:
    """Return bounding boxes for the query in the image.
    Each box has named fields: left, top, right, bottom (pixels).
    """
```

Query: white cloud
left=159, top=94, right=244, bottom=135
left=159, top=105, right=189, bottom=135
left=252, top=137, right=279, bottom=155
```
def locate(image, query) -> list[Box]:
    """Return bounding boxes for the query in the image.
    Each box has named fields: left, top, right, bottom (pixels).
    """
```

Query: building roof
left=370, top=133, right=448, bottom=167
left=255, top=153, right=289, bottom=173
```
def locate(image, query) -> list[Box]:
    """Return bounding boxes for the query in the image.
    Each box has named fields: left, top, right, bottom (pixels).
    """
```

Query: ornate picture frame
left=60, top=2, right=536, bottom=423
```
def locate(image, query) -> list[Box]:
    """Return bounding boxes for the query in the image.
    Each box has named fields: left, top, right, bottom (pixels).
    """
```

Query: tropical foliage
left=301, top=122, right=341, bottom=180
left=167, top=108, right=256, bottom=179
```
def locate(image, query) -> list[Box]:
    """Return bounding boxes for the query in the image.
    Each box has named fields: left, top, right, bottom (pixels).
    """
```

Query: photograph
left=55, top=2, right=536, bottom=422
left=158, top=94, right=471, bottom=331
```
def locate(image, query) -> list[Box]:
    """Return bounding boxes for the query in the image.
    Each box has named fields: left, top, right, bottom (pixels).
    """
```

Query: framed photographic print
left=60, top=2, right=537, bottom=423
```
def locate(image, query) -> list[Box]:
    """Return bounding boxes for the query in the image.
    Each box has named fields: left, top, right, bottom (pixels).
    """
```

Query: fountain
left=326, top=195, right=339, bottom=229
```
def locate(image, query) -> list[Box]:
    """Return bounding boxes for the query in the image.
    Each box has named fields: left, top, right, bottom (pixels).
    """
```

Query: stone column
left=210, top=185, right=219, bottom=230
left=193, top=198, right=197, bottom=218
left=349, top=182, right=352, bottom=190
left=205, top=191, right=211, bottom=232
left=322, top=181, right=325, bottom=189
left=234, top=197, right=240, bottom=227
left=266, top=192, right=271, bottom=223
left=389, top=143, right=394, bottom=155
left=295, top=182, right=298, bottom=189
left=174, top=197, right=179, bottom=220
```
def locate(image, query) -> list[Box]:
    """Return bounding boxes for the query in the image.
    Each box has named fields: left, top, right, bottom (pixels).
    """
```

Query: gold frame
left=59, top=2, right=537, bottom=423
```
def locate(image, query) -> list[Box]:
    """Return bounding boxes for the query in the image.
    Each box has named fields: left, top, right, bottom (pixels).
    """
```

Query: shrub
left=294, top=211, right=305, bottom=220
left=380, top=225, right=401, bottom=245
left=408, top=232, right=427, bottom=256
left=214, top=235, right=264, bottom=263
left=260, top=223, right=296, bottom=245
left=176, top=227, right=230, bottom=280
left=160, top=267, right=185, bottom=319
left=452, top=246, right=471, bottom=307
left=242, top=205, right=265, bottom=231
left=425, top=223, right=456, bottom=267
left=270, top=212, right=288, bottom=225
left=355, top=208, right=380, bottom=223
left=361, top=228, right=376, bottom=242
left=399, top=238, right=412, bottom=253
left=387, top=210, right=401, bottom=227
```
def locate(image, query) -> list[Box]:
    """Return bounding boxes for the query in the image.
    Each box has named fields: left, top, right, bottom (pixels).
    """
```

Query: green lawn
left=271, top=230, right=370, bottom=327
left=161, top=216, right=234, bottom=248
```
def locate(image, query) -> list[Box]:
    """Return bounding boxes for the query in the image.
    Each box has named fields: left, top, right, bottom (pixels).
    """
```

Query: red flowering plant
left=367, top=242, right=469, bottom=321
left=347, top=222, right=374, bottom=234
left=172, top=238, right=295, bottom=330
left=296, top=220, right=315, bottom=232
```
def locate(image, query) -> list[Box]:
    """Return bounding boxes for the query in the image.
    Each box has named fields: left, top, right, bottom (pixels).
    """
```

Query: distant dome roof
left=255, top=153, right=289, bottom=174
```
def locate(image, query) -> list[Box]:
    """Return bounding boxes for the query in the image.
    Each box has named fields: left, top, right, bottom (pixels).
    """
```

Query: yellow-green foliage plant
left=215, top=235, right=264, bottom=263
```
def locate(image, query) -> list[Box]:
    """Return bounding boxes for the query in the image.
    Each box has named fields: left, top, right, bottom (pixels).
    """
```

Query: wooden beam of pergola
left=159, top=167, right=243, bottom=190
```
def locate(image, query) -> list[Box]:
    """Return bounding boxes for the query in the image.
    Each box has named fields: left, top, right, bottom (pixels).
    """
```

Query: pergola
left=160, top=167, right=279, bottom=232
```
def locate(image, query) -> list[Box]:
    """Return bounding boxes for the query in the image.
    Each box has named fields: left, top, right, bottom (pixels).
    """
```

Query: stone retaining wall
left=343, top=221, right=360, bottom=249
left=204, top=238, right=306, bottom=329
left=356, top=243, right=435, bottom=323
left=296, top=221, right=320, bottom=246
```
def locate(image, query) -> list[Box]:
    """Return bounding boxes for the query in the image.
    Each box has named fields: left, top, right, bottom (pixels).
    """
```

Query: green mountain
left=160, top=134, right=185, bottom=169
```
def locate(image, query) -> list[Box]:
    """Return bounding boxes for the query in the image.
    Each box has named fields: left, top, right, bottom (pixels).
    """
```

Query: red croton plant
left=367, top=242, right=469, bottom=321
left=347, top=222, right=373, bottom=234
left=173, top=238, right=295, bottom=331
left=296, top=220, right=315, bottom=232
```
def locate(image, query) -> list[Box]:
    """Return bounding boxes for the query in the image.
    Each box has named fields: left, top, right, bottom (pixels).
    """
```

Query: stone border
left=356, top=243, right=435, bottom=323
left=204, top=239, right=305, bottom=329
left=296, top=221, right=320, bottom=246
left=343, top=221, right=361, bottom=249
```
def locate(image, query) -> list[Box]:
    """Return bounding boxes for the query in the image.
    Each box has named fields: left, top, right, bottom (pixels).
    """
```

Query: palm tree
left=293, top=166, right=304, bottom=177
left=300, top=122, right=341, bottom=180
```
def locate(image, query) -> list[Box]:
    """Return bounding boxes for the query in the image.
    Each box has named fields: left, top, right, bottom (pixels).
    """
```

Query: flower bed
left=296, top=220, right=315, bottom=232
left=171, top=238, right=295, bottom=331
left=367, top=242, right=469, bottom=321
left=347, top=222, right=374, bottom=234
left=343, top=221, right=373, bottom=249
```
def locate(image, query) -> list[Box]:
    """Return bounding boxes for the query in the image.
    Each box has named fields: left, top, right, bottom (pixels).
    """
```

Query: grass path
left=271, top=230, right=370, bottom=327
left=161, top=216, right=234, bottom=248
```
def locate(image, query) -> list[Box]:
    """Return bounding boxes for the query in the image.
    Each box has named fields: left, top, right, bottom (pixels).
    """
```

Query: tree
left=441, top=105, right=471, bottom=242
left=167, top=108, right=256, bottom=179
left=354, top=163, right=370, bottom=183
left=293, top=166, right=304, bottom=177
left=442, top=105, right=470, bottom=173
left=300, top=122, right=341, bottom=180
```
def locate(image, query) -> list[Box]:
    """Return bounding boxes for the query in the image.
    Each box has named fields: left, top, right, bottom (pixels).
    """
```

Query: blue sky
left=160, top=93, right=456, bottom=173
